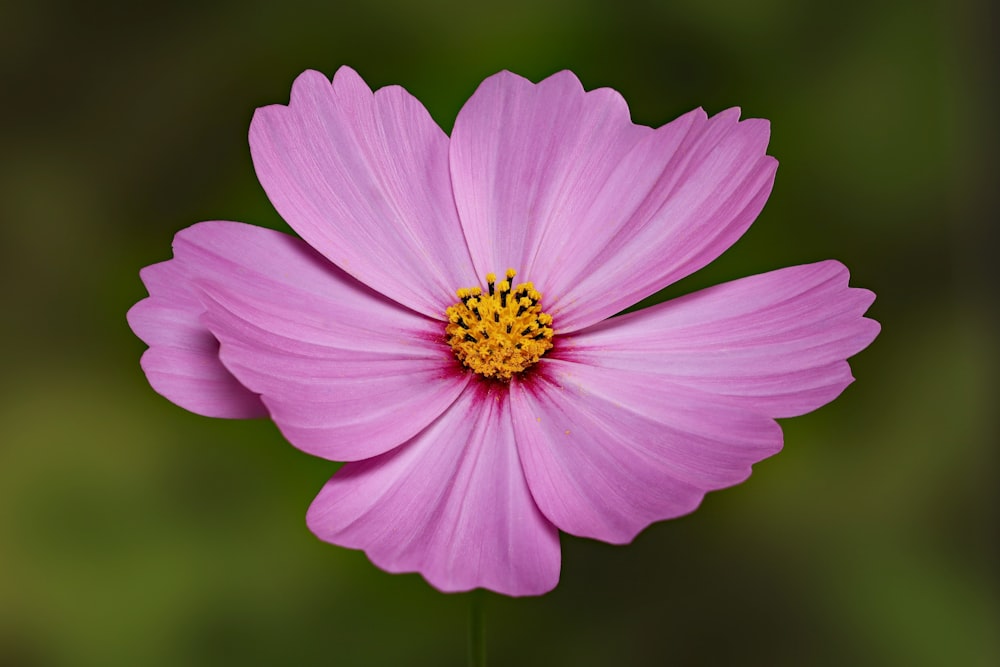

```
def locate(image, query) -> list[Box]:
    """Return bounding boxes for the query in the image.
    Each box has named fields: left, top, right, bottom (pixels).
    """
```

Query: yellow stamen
left=445, top=269, right=555, bottom=380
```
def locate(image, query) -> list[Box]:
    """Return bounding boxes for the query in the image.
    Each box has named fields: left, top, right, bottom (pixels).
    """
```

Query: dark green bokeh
left=1, top=0, right=996, bottom=665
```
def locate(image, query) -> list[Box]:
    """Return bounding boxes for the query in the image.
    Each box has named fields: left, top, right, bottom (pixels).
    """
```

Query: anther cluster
left=445, top=269, right=554, bottom=380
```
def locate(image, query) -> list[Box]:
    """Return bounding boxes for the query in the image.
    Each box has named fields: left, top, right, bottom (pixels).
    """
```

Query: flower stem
left=468, top=589, right=486, bottom=667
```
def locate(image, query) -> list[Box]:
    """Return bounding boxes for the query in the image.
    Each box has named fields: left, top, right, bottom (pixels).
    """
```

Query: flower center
left=445, top=269, right=554, bottom=380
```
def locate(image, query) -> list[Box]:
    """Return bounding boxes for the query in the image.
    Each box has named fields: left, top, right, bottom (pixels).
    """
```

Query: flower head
left=127, top=67, right=879, bottom=596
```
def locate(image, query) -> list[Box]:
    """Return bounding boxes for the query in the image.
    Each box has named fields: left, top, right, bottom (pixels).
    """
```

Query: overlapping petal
left=127, top=256, right=266, bottom=419
left=306, top=384, right=561, bottom=596
left=450, top=70, right=650, bottom=283
left=511, top=360, right=782, bottom=544
left=548, top=111, right=776, bottom=331
left=559, top=261, right=879, bottom=418
left=171, top=221, right=468, bottom=462
left=450, top=70, right=776, bottom=332
left=250, top=67, right=476, bottom=318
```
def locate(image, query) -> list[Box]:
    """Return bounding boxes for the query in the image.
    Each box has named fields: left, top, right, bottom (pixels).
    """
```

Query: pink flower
left=127, top=67, right=879, bottom=596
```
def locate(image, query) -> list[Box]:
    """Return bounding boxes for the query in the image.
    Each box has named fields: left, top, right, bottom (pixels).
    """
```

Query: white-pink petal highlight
left=561, top=261, right=879, bottom=418
left=307, top=385, right=561, bottom=596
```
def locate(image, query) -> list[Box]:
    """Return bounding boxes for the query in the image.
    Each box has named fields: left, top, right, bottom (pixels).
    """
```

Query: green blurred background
left=1, top=0, right=996, bottom=664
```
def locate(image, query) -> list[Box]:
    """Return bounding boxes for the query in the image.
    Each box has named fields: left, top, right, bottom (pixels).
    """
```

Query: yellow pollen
left=445, top=269, right=555, bottom=380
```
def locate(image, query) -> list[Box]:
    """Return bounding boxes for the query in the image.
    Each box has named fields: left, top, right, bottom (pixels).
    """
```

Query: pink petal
left=250, top=67, right=475, bottom=318
left=560, top=261, right=880, bottom=418
left=306, top=384, right=561, bottom=596
left=547, top=109, right=777, bottom=331
left=511, top=359, right=783, bottom=544
left=127, top=257, right=266, bottom=419
left=449, top=70, right=776, bottom=332
left=172, top=221, right=468, bottom=462
left=449, top=70, right=650, bottom=284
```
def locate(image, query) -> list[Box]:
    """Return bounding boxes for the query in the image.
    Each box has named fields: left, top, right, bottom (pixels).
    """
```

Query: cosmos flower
left=127, top=67, right=879, bottom=596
